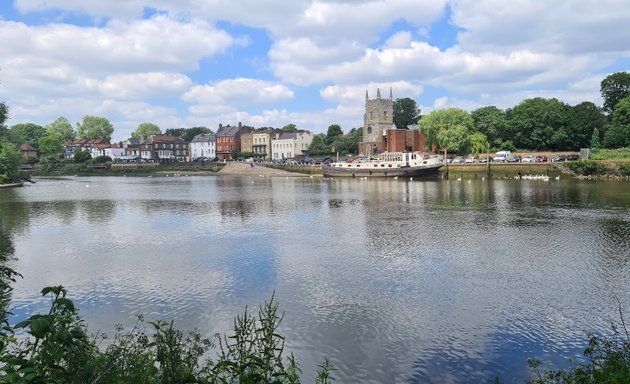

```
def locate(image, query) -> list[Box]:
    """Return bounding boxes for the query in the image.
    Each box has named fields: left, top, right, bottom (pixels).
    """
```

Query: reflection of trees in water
left=30, top=201, right=77, bottom=225
left=79, top=200, right=116, bottom=224
left=598, top=219, right=630, bottom=272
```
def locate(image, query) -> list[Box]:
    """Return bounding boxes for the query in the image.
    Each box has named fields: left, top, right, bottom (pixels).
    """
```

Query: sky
left=1, top=0, right=629, bottom=142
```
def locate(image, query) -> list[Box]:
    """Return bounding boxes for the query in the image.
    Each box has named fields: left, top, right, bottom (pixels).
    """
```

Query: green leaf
left=14, top=320, right=31, bottom=329
left=54, top=297, right=75, bottom=312
left=30, top=316, right=51, bottom=338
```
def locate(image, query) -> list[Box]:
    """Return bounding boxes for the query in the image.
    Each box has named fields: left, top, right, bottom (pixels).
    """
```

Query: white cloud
left=183, top=78, right=294, bottom=116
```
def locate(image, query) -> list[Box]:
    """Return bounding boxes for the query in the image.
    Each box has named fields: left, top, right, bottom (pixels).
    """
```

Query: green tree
left=46, top=117, right=75, bottom=142
left=76, top=115, right=114, bottom=142
left=0, top=141, right=21, bottom=184
left=568, top=101, right=605, bottom=149
left=325, top=124, right=343, bottom=145
left=131, top=122, right=161, bottom=140
left=38, top=133, right=64, bottom=157
left=0, top=102, right=8, bottom=140
left=307, top=133, right=329, bottom=156
left=282, top=124, right=298, bottom=133
left=591, top=127, right=601, bottom=149
left=420, top=108, right=473, bottom=154
left=164, top=128, right=185, bottom=138
left=73, top=151, right=92, bottom=163
left=603, top=95, right=630, bottom=148
left=9, top=123, right=45, bottom=146
left=471, top=106, right=508, bottom=148
left=183, top=127, right=212, bottom=142
left=393, top=98, right=419, bottom=129
left=469, top=132, right=489, bottom=155
left=506, top=98, right=570, bottom=150
left=600, top=71, right=630, bottom=113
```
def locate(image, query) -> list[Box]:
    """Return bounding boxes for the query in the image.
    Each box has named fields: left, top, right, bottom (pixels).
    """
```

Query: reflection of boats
left=322, top=152, right=443, bottom=178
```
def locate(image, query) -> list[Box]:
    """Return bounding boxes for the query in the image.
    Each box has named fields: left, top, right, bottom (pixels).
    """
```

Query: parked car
left=451, top=156, right=465, bottom=164
left=535, top=155, right=548, bottom=163
left=552, top=155, right=567, bottom=162
left=521, top=155, right=535, bottom=163
left=566, top=154, right=580, bottom=161
left=509, top=155, right=522, bottom=163
left=285, top=158, right=298, bottom=165
left=479, top=156, right=493, bottom=163
left=464, top=157, right=476, bottom=163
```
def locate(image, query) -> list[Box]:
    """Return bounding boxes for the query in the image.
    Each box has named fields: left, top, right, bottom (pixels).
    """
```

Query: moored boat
left=322, top=152, right=443, bottom=178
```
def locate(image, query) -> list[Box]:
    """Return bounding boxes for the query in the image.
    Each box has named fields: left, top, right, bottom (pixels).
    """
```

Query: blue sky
left=1, top=0, right=628, bottom=141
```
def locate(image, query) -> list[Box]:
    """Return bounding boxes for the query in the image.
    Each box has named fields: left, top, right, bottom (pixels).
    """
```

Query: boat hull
left=322, top=163, right=443, bottom=178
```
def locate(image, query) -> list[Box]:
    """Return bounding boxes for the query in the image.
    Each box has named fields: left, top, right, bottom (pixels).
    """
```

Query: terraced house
left=140, top=134, right=188, bottom=162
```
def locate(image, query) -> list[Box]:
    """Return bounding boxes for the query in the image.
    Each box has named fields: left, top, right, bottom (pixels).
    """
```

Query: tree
left=603, top=95, right=630, bottom=148
left=131, top=122, right=161, bottom=140
left=506, top=98, right=570, bottom=150
left=420, top=108, right=473, bottom=154
left=76, top=116, right=114, bottom=142
left=0, top=102, right=10, bottom=140
left=281, top=124, right=298, bottom=133
left=9, top=123, right=45, bottom=146
left=468, top=133, right=489, bottom=156
left=306, top=134, right=329, bottom=156
left=46, top=117, right=75, bottom=142
left=393, top=98, right=419, bottom=129
left=568, top=102, right=605, bottom=149
left=590, top=127, right=601, bottom=150
left=38, top=133, right=64, bottom=157
left=164, top=127, right=213, bottom=142
left=183, top=127, right=212, bottom=142
left=73, top=151, right=91, bottom=163
left=325, top=124, right=343, bottom=145
left=471, top=106, right=508, bottom=148
left=0, top=141, right=21, bottom=184
left=600, top=71, right=630, bottom=113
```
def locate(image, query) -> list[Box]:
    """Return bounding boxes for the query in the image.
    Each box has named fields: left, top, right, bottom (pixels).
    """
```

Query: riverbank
left=0, top=182, right=23, bottom=189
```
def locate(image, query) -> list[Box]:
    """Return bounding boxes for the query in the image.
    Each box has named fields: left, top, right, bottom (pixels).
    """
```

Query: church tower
left=361, top=87, right=393, bottom=155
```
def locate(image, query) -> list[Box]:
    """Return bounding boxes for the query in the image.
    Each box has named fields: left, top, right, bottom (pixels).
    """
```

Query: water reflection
left=1, top=176, right=629, bottom=383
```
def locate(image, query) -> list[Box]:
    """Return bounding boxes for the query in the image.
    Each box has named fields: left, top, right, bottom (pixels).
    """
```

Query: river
left=1, top=175, right=629, bottom=383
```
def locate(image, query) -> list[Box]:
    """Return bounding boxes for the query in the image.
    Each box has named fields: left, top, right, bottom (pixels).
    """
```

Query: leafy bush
left=589, top=147, right=630, bottom=160
left=0, top=284, right=334, bottom=384
left=566, top=160, right=607, bottom=176
left=617, top=163, right=630, bottom=176
left=93, top=155, right=112, bottom=164
left=73, top=151, right=91, bottom=163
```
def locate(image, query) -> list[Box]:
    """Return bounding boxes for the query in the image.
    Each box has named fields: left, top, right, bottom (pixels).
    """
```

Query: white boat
left=322, top=152, right=443, bottom=178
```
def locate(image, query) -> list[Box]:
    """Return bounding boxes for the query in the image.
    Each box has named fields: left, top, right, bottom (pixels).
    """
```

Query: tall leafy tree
left=603, top=95, right=630, bottom=148
left=567, top=102, right=605, bottom=149
left=281, top=123, right=298, bottom=133
left=0, top=141, right=21, bottom=184
left=76, top=115, right=114, bottom=142
left=600, top=71, right=630, bottom=114
left=38, top=133, right=64, bottom=157
left=9, top=123, right=45, bottom=146
left=306, top=133, right=328, bottom=156
left=164, top=127, right=213, bottom=142
left=421, top=108, right=473, bottom=154
left=46, top=117, right=75, bottom=142
left=0, top=102, right=9, bottom=140
left=393, top=98, right=419, bottom=129
left=131, top=122, right=161, bottom=140
left=471, top=106, right=508, bottom=148
left=325, top=124, right=343, bottom=145
left=469, top=133, right=489, bottom=155
left=506, top=98, right=570, bottom=150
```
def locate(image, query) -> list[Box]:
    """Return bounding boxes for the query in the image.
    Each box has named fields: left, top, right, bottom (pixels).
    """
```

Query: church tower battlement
left=362, top=87, right=393, bottom=155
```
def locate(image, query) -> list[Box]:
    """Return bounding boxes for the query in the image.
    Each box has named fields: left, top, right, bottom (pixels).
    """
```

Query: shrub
left=566, top=160, right=607, bottom=176
left=618, top=163, right=630, bottom=176
left=73, top=151, right=91, bottom=163
left=93, top=155, right=112, bottom=164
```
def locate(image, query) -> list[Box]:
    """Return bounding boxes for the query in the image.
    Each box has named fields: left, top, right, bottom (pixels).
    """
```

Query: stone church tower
left=362, top=88, right=393, bottom=155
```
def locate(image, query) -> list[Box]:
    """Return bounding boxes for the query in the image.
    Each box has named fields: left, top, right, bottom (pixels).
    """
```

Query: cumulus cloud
left=183, top=78, right=294, bottom=114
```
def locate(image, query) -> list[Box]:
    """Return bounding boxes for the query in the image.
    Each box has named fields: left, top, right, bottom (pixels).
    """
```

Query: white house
left=271, top=131, right=313, bottom=161
left=190, top=134, right=216, bottom=160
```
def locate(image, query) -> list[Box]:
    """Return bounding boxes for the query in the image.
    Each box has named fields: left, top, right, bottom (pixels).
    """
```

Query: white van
left=495, top=151, right=512, bottom=162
